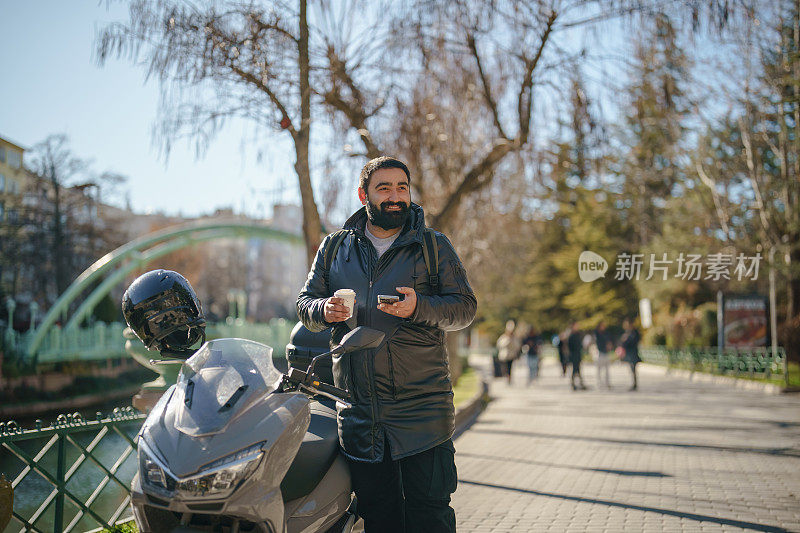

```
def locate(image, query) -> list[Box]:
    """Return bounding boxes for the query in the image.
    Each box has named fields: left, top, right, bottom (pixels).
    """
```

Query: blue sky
left=0, top=1, right=298, bottom=218
left=0, top=2, right=737, bottom=221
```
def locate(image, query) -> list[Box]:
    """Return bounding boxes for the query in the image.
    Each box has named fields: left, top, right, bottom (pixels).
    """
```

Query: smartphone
left=377, top=295, right=401, bottom=304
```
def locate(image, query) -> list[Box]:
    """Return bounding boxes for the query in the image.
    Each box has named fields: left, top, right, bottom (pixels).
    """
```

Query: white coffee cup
left=334, top=288, right=356, bottom=319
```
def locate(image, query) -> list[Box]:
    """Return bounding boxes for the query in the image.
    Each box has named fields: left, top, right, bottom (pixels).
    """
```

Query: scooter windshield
left=169, top=338, right=283, bottom=436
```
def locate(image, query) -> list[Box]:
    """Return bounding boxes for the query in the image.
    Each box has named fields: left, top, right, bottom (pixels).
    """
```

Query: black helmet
left=122, top=269, right=206, bottom=355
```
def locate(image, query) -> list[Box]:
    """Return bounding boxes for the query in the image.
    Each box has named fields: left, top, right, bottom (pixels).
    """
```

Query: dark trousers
left=629, top=360, right=639, bottom=388
left=348, top=439, right=457, bottom=533
left=570, top=358, right=584, bottom=388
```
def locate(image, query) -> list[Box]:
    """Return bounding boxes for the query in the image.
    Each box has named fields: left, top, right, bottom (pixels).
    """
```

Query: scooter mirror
left=337, top=327, right=385, bottom=353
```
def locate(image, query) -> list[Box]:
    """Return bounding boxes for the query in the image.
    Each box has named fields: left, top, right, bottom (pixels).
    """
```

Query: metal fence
left=639, top=346, right=789, bottom=385
left=1, top=408, right=146, bottom=533
left=4, top=319, right=296, bottom=367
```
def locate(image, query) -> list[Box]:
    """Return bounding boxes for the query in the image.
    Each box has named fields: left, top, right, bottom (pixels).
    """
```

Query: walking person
left=496, top=320, right=520, bottom=385
left=619, top=318, right=642, bottom=391
left=297, top=156, right=477, bottom=533
left=522, top=326, right=542, bottom=385
left=567, top=322, right=587, bottom=390
left=595, top=321, right=612, bottom=388
left=557, top=328, right=570, bottom=376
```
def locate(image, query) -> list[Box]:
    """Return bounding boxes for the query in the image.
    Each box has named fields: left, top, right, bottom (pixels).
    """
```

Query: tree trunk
left=51, top=165, right=67, bottom=297
left=296, top=0, right=322, bottom=267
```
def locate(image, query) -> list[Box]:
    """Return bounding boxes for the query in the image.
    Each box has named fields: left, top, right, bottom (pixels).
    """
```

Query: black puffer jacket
left=297, top=204, right=477, bottom=462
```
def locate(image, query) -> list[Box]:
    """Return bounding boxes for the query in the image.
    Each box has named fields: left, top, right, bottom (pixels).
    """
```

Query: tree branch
left=517, top=10, right=557, bottom=144
left=430, top=139, right=514, bottom=229
left=321, top=49, right=382, bottom=158
left=737, top=116, right=776, bottom=244
left=695, top=161, right=732, bottom=238
left=466, top=31, right=508, bottom=139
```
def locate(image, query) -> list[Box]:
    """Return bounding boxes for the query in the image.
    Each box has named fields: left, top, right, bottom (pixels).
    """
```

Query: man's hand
left=324, top=297, right=353, bottom=323
left=377, top=287, right=417, bottom=319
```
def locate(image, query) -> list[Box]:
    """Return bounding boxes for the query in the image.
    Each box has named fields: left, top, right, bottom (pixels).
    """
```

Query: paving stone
left=452, top=358, right=800, bottom=532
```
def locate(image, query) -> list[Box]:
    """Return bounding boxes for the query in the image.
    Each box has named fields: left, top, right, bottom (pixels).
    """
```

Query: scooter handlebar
left=314, top=381, right=350, bottom=401
left=286, top=368, right=352, bottom=406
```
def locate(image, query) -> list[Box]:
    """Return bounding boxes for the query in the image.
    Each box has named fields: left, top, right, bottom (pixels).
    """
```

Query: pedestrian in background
left=567, top=322, right=587, bottom=390
left=522, top=326, right=542, bottom=385
left=557, top=328, right=570, bottom=376
left=496, top=320, right=520, bottom=385
left=619, top=318, right=642, bottom=391
left=595, top=321, right=612, bottom=389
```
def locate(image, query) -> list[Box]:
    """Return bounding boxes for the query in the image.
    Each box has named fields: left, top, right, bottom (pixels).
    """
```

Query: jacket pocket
left=372, top=345, right=395, bottom=400
left=387, top=344, right=397, bottom=400
left=386, top=335, right=451, bottom=400
left=332, top=353, right=352, bottom=397
left=429, top=439, right=458, bottom=497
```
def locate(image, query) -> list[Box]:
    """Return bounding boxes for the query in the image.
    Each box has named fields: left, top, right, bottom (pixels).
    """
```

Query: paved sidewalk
left=452, top=358, right=800, bottom=532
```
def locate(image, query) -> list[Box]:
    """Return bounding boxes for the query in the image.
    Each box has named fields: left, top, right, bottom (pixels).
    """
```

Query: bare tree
left=26, top=135, right=91, bottom=299
left=320, top=1, right=651, bottom=233
left=96, top=0, right=332, bottom=265
left=16, top=135, right=128, bottom=314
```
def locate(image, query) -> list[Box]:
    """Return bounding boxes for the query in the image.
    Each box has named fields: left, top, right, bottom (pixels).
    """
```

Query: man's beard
left=365, top=198, right=411, bottom=230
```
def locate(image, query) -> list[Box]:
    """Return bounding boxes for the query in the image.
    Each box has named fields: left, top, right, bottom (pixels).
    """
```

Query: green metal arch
left=28, top=219, right=304, bottom=356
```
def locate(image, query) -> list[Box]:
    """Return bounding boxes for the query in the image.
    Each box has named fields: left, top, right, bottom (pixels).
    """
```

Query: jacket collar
left=342, top=202, right=427, bottom=245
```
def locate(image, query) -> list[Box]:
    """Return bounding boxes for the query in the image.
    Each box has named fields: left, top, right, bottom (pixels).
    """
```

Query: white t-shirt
left=365, top=225, right=400, bottom=258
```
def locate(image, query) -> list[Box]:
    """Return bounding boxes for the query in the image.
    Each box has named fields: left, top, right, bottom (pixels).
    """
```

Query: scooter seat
left=281, top=400, right=340, bottom=502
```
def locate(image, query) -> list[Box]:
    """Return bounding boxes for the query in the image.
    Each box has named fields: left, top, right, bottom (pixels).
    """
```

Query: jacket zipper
left=360, top=237, right=380, bottom=457
left=361, top=232, right=415, bottom=459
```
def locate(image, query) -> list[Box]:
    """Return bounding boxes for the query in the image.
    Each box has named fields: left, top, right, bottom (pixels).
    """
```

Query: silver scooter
left=130, top=326, right=384, bottom=533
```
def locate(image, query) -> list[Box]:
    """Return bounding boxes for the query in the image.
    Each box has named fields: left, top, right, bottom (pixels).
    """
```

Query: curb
left=454, top=378, right=488, bottom=439
left=640, top=363, right=788, bottom=395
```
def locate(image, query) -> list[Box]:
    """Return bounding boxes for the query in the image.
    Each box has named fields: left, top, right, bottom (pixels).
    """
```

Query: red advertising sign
left=723, top=295, right=768, bottom=347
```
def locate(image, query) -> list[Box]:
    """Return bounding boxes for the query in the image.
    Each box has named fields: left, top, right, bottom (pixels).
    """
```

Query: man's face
left=359, top=167, right=411, bottom=230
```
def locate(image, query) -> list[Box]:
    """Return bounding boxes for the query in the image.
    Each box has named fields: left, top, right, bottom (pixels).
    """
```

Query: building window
left=7, top=149, right=21, bottom=169
left=0, top=173, right=4, bottom=192
left=0, top=146, right=6, bottom=163
left=0, top=201, right=5, bottom=219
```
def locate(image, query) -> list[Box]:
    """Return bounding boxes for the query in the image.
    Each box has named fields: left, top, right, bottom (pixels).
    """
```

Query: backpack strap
left=323, top=229, right=349, bottom=293
left=421, top=228, right=440, bottom=294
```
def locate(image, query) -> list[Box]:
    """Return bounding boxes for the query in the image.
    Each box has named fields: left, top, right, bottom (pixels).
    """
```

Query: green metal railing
left=1, top=408, right=146, bottom=533
left=640, top=346, right=789, bottom=386
left=5, top=318, right=295, bottom=367
left=27, top=219, right=304, bottom=358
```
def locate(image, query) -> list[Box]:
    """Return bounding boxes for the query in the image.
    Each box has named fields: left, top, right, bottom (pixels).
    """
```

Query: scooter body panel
left=144, top=390, right=309, bottom=479
left=284, top=454, right=353, bottom=533
left=131, top=338, right=356, bottom=533
left=135, top=390, right=309, bottom=531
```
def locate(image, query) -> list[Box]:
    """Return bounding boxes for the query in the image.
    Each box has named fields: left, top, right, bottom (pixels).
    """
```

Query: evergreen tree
left=522, top=71, right=637, bottom=331
left=619, top=14, right=692, bottom=248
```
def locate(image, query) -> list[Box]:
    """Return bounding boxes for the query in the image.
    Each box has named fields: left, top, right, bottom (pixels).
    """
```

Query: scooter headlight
left=137, top=439, right=264, bottom=499
left=138, top=440, right=175, bottom=495
left=175, top=442, right=264, bottom=499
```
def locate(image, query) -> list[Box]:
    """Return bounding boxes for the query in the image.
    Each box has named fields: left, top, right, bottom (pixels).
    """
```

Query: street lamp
left=5, top=298, right=15, bottom=342
left=29, top=302, right=39, bottom=331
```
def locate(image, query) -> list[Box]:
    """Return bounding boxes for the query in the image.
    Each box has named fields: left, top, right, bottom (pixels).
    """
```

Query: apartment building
left=0, top=136, right=25, bottom=222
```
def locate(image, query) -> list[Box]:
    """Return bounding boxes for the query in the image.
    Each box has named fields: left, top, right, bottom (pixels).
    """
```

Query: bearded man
left=297, top=156, right=477, bottom=533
